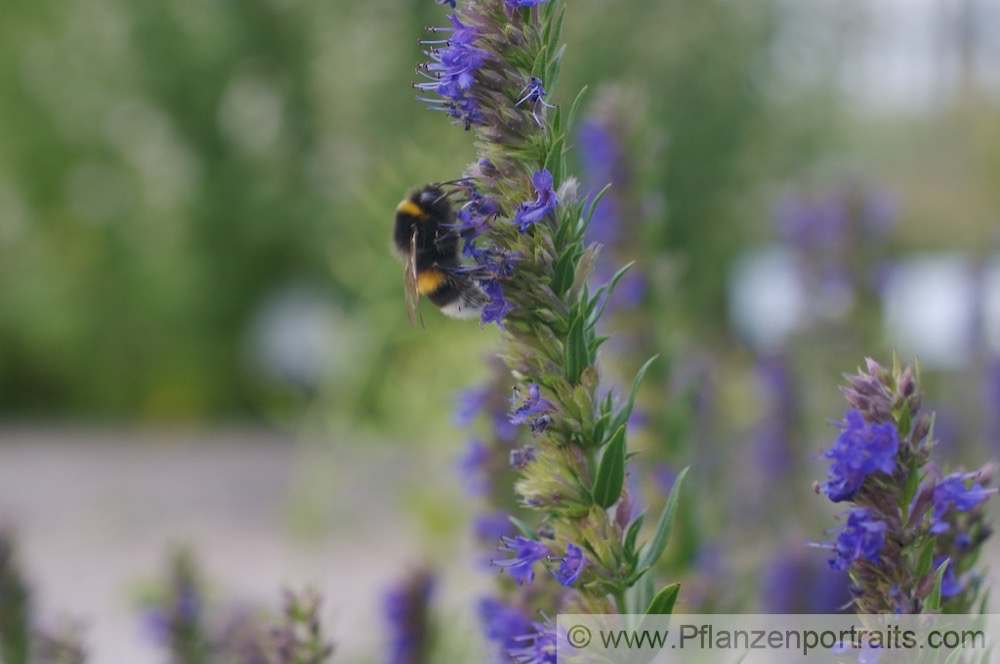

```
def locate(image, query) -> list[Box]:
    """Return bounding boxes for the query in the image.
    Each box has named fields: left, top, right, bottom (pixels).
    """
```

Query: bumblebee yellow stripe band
left=417, top=268, right=447, bottom=294
left=396, top=199, right=426, bottom=219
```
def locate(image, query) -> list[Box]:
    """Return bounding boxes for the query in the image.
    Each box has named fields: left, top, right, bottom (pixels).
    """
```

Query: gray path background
left=0, top=427, right=487, bottom=663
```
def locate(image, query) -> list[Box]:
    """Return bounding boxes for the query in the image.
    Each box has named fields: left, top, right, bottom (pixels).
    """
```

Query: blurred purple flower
left=819, top=410, right=899, bottom=502
left=510, top=445, right=537, bottom=469
left=825, top=508, right=887, bottom=571
left=384, top=570, right=435, bottom=664
left=773, top=193, right=847, bottom=251
left=930, top=473, right=994, bottom=533
left=453, top=385, right=491, bottom=427
left=478, top=597, right=532, bottom=652
left=509, top=383, right=554, bottom=435
left=457, top=437, right=491, bottom=496
left=760, top=551, right=851, bottom=613
left=508, top=621, right=557, bottom=664
left=474, top=511, right=515, bottom=540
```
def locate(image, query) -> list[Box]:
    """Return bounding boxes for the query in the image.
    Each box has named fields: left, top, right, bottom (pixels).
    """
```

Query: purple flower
left=479, top=248, right=521, bottom=280
left=510, top=445, right=537, bottom=469
left=578, top=119, right=626, bottom=249
left=415, top=15, right=488, bottom=130
left=457, top=437, right=490, bottom=496
left=513, top=170, right=558, bottom=231
left=819, top=409, right=899, bottom=502
left=453, top=384, right=490, bottom=426
left=773, top=193, right=847, bottom=251
left=826, top=508, right=887, bottom=571
left=506, top=0, right=550, bottom=6
left=480, top=280, right=512, bottom=328
left=474, top=512, right=515, bottom=540
left=479, top=598, right=533, bottom=653
left=140, top=577, right=201, bottom=646
left=509, top=383, right=554, bottom=435
left=552, top=542, right=585, bottom=586
left=383, top=571, right=434, bottom=664
left=929, top=472, right=995, bottom=533
left=509, top=621, right=557, bottom=664
left=515, top=76, right=555, bottom=125
left=760, top=550, right=852, bottom=613
left=493, top=536, right=549, bottom=585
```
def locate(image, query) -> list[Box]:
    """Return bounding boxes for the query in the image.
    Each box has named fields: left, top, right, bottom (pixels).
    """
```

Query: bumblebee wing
left=404, top=227, right=424, bottom=328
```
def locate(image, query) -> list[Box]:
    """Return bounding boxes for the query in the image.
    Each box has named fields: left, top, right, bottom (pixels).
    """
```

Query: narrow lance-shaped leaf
left=565, top=85, right=588, bottom=134
left=563, top=314, right=588, bottom=384
left=592, top=425, right=626, bottom=509
left=623, top=511, right=646, bottom=563
left=587, top=261, right=635, bottom=329
left=609, top=354, right=658, bottom=435
left=925, top=558, right=951, bottom=612
left=638, top=466, right=690, bottom=571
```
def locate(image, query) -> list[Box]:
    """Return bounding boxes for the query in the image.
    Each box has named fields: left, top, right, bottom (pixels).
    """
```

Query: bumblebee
left=393, top=184, right=487, bottom=325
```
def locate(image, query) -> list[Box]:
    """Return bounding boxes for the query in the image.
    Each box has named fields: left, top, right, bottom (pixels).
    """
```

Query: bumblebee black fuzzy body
left=393, top=184, right=486, bottom=324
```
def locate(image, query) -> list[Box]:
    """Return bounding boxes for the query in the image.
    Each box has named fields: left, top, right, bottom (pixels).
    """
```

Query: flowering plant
left=414, top=0, right=689, bottom=657
left=814, top=357, right=995, bottom=614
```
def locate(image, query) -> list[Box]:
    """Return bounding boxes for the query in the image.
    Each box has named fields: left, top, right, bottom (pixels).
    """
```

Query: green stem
left=612, top=588, right=628, bottom=614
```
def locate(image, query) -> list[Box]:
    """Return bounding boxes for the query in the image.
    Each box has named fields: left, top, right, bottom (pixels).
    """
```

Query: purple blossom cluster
left=813, top=358, right=996, bottom=613
left=818, top=409, right=899, bottom=502
left=415, top=15, right=486, bottom=130
left=929, top=472, right=994, bottom=534
left=509, top=383, right=554, bottom=435
left=827, top=508, right=887, bottom=571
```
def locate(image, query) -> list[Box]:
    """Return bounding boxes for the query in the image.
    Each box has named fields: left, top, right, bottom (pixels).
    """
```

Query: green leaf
left=543, top=135, right=564, bottom=186
left=623, top=511, right=646, bottom=562
left=901, top=459, right=922, bottom=511
left=587, top=261, right=635, bottom=329
left=564, top=314, right=588, bottom=384
left=549, top=105, right=562, bottom=138
left=925, top=558, right=950, bottom=612
left=914, top=536, right=935, bottom=579
left=550, top=244, right=579, bottom=296
left=610, top=355, right=658, bottom=433
left=545, top=44, right=566, bottom=99
left=530, top=44, right=548, bottom=80
left=507, top=515, right=536, bottom=539
left=591, top=411, right=610, bottom=446
left=645, top=583, right=680, bottom=615
left=638, top=466, right=690, bottom=571
left=592, top=425, right=626, bottom=509
left=545, top=8, right=566, bottom=69
left=577, top=183, right=613, bottom=242
left=565, top=85, right=588, bottom=134
left=943, top=646, right=966, bottom=664
left=627, top=573, right=655, bottom=615
left=588, top=335, right=610, bottom=358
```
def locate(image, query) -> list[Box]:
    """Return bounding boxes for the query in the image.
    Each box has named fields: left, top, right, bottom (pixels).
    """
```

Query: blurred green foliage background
left=4, top=0, right=1000, bottom=659
left=0, top=0, right=998, bottom=443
